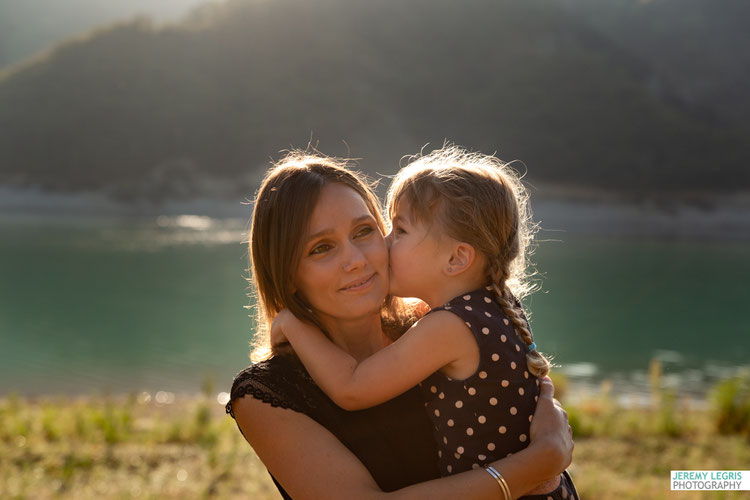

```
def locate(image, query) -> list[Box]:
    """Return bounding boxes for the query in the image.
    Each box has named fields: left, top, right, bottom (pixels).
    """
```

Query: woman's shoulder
left=226, top=355, right=319, bottom=418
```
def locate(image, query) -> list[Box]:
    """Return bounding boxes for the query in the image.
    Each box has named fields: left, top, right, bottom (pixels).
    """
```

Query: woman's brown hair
left=387, top=145, right=550, bottom=378
left=248, top=151, right=413, bottom=362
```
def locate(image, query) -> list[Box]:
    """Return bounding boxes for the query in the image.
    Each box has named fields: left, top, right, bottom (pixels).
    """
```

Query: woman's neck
left=318, top=312, right=390, bottom=362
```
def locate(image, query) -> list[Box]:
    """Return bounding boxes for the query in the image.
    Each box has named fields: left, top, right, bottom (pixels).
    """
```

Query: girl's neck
left=318, top=312, right=390, bottom=362
left=426, top=269, right=488, bottom=309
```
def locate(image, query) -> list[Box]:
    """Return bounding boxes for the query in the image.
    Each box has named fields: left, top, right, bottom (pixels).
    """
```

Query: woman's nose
left=342, top=241, right=367, bottom=272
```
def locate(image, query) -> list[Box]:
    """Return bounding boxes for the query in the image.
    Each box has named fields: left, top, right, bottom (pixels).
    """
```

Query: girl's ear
left=444, top=242, right=476, bottom=276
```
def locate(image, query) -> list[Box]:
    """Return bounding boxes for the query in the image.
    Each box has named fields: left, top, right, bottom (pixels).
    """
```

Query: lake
left=1, top=209, right=748, bottom=398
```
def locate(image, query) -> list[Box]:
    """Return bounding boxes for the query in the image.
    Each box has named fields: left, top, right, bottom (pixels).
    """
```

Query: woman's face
left=294, top=183, right=389, bottom=324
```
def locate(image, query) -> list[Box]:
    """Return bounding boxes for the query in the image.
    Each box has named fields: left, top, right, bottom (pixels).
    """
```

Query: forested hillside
left=558, top=0, right=750, bottom=127
left=0, top=0, right=747, bottom=201
left=0, top=0, right=205, bottom=68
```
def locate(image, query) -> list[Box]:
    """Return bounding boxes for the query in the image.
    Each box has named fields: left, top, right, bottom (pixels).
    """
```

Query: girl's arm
left=232, top=377, right=572, bottom=499
left=275, top=309, right=478, bottom=410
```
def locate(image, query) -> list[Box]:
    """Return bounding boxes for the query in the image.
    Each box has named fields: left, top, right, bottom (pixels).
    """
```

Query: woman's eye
left=395, top=227, right=406, bottom=235
left=356, top=225, right=374, bottom=238
left=310, top=244, right=332, bottom=255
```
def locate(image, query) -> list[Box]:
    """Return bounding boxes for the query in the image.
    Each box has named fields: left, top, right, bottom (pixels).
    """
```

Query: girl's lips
left=340, top=273, right=376, bottom=292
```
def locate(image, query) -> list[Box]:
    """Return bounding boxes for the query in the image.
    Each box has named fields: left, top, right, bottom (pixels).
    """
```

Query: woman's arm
left=274, top=309, right=477, bottom=410
left=232, top=377, right=572, bottom=500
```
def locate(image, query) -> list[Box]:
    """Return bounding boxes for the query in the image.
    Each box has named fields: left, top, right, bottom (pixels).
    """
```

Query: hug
left=226, top=146, right=577, bottom=499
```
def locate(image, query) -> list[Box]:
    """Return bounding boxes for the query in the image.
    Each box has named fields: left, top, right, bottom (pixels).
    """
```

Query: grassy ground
left=1, top=380, right=748, bottom=499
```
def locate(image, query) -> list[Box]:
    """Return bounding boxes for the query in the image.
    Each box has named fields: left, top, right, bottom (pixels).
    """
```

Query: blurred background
left=1, top=0, right=749, bottom=497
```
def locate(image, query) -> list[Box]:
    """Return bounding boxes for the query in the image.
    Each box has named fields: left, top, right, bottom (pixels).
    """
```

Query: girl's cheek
left=387, top=245, right=397, bottom=265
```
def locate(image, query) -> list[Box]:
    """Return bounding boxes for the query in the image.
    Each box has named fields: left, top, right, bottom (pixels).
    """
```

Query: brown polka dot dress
left=420, top=287, right=579, bottom=499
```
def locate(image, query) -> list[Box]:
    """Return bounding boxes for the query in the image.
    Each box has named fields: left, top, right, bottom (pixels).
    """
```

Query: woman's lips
left=340, top=273, right=376, bottom=292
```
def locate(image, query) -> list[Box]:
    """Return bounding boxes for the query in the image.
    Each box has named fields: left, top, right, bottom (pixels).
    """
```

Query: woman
left=226, top=152, right=574, bottom=499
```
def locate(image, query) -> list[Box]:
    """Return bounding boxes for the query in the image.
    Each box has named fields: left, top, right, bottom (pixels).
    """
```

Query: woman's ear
left=444, top=242, right=476, bottom=276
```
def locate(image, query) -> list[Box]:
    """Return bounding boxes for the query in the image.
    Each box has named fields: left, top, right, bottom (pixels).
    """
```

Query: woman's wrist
left=525, top=436, right=566, bottom=478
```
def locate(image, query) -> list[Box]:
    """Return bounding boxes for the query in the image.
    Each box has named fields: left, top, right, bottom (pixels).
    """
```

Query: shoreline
left=4, top=363, right=745, bottom=409
left=2, top=185, right=750, bottom=241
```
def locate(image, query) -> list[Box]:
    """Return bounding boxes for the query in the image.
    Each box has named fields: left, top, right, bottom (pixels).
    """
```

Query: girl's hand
left=413, top=299, right=431, bottom=319
left=528, top=376, right=574, bottom=476
left=402, top=297, right=431, bottom=319
left=270, top=309, right=293, bottom=347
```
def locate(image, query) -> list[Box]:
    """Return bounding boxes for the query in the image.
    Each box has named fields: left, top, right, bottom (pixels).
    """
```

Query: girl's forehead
left=390, top=196, right=414, bottom=218
left=391, top=194, right=434, bottom=226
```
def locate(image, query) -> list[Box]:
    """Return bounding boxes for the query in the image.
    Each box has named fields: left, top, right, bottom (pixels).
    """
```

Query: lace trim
left=225, top=357, right=317, bottom=418
left=225, top=379, right=304, bottom=416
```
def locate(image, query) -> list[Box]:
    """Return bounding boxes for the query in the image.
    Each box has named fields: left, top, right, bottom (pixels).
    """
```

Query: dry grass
left=1, top=385, right=748, bottom=499
left=0, top=394, right=279, bottom=499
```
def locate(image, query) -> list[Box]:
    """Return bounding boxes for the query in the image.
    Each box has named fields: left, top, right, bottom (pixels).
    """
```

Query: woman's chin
left=340, top=279, right=389, bottom=311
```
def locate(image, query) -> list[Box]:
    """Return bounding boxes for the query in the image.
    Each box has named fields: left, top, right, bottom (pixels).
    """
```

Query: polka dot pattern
left=419, top=288, right=540, bottom=476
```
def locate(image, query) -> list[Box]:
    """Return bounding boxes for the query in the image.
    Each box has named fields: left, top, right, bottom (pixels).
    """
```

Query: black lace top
left=226, top=355, right=440, bottom=498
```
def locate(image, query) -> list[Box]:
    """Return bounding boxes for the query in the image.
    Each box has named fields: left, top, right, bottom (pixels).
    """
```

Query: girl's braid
left=488, top=258, right=550, bottom=378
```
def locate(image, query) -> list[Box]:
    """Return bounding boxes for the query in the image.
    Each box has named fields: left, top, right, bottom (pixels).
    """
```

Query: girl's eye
left=310, top=244, right=332, bottom=255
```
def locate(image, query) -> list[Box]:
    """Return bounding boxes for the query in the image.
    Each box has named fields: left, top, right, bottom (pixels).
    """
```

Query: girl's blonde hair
left=386, top=145, right=550, bottom=378
left=248, top=151, right=416, bottom=362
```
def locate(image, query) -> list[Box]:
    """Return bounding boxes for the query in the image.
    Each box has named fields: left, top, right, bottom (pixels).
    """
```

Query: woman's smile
left=340, top=272, right=377, bottom=292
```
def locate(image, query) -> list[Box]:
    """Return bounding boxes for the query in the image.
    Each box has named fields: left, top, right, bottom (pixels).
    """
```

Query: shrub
left=710, top=372, right=750, bottom=435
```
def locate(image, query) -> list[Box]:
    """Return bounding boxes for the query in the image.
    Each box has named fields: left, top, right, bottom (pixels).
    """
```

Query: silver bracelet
left=484, top=465, right=512, bottom=500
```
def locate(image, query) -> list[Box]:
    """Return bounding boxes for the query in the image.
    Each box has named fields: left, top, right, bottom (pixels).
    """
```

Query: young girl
left=272, top=146, right=577, bottom=499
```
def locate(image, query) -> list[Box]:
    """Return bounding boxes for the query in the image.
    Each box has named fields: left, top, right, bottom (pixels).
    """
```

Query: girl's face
left=294, top=183, right=389, bottom=324
left=386, top=198, right=451, bottom=303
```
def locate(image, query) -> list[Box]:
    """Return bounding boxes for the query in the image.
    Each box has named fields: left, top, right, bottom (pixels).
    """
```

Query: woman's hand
left=528, top=376, right=574, bottom=476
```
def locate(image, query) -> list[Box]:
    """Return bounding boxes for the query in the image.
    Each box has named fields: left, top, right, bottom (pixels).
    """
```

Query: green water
left=1, top=214, right=748, bottom=396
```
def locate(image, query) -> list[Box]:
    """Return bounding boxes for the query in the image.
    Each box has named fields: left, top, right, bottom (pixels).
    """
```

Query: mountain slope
left=0, top=0, right=747, bottom=199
